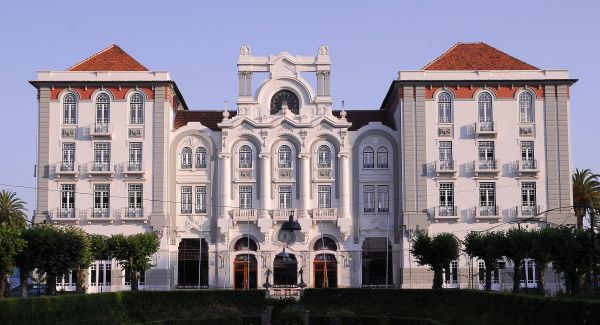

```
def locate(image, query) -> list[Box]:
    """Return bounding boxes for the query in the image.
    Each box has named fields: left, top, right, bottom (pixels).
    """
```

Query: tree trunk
left=485, top=267, right=492, bottom=291
left=432, top=267, right=443, bottom=289
left=20, top=267, right=29, bottom=297
left=512, top=260, right=521, bottom=293
left=46, top=273, right=57, bottom=296
left=576, top=209, right=585, bottom=230
left=131, top=269, right=139, bottom=291
left=0, top=276, right=6, bottom=299
left=76, top=266, right=89, bottom=293
left=537, top=265, right=546, bottom=296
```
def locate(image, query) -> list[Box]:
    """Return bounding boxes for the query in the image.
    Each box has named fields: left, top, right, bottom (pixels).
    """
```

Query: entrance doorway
left=362, top=237, right=393, bottom=287
left=234, top=255, right=257, bottom=289
left=273, top=254, right=298, bottom=287
left=314, top=254, right=337, bottom=288
left=177, top=238, right=208, bottom=288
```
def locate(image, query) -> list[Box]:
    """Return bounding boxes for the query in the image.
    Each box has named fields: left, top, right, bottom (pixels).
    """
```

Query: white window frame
left=318, top=185, right=331, bottom=209
left=195, top=186, right=207, bottom=213
left=278, top=185, right=292, bottom=210
left=129, top=93, right=144, bottom=124
left=195, top=147, right=207, bottom=168
left=519, top=92, right=534, bottom=123
left=377, top=146, right=388, bottom=169
left=478, top=92, right=493, bottom=122
left=363, top=146, right=374, bottom=169
left=63, top=93, right=77, bottom=125
left=377, top=185, right=389, bottom=212
left=317, top=145, right=332, bottom=168
left=181, top=147, right=192, bottom=169
left=239, top=185, right=252, bottom=209
left=95, top=93, right=111, bottom=127
left=438, top=92, right=452, bottom=123
left=181, top=186, right=192, bottom=214
left=278, top=145, right=292, bottom=168
left=93, top=184, right=110, bottom=218
left=363, top=185, right=375, bottom=213
left=239, top=145, right=253, bottom=168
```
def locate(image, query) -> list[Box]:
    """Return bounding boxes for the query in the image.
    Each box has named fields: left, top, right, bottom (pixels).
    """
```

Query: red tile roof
left=423, top=42, right=538, bottom=71
left=174, top=109, right=395, bottom=131
left=67, top=44, right=149, bottom=71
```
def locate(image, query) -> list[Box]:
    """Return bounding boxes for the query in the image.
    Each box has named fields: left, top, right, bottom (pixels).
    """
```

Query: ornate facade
left=31, top=43, right=575, bottom=293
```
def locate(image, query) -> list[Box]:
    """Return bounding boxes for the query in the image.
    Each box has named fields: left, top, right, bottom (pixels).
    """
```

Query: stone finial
left=340, top=110, right=347, bottom=119
left=240, top=45, right=251, bottom=56
left=318, top=44, right=329, bottom=55
left=223, top=110, right=230, bottom=119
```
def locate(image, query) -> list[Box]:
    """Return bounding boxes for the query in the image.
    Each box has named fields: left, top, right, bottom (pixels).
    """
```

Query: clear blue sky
left=0, top=0, right=598, bottom=213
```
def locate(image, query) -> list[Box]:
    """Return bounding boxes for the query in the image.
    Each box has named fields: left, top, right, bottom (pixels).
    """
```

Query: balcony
left=233, top=209, right=258, bottom=222
left=55, top=162, right=79, bottom=179
left=88, top=161, right=115, bottom=178
left=475, top=121, right=497, bottom=137
left=86, top=208, right=113, bottom=223
left=89, top=123, right=112, bottom=139
left=517, top=205, right=540, bottom=220
left=120, top=208, right=146, bottom=223
left=435, top=206, right=459, bottom=221
left=435, top=160, right=457, bottom=178
left=124, top=161, right=145, bottom=178
left=517, top=159, right=539, bottom=177
left=312, top=208, right=338, bottom=221
left=475, top=159, right=500, bottom=177
left=50, top=208, right=79, bottom=223
left=272, top=209, right=297, bottom=222
left=476, top=205, right=500, bottom=221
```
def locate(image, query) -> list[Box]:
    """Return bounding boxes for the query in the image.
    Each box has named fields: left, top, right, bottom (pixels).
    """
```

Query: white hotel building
left=31, top=43, right=575, bottom=293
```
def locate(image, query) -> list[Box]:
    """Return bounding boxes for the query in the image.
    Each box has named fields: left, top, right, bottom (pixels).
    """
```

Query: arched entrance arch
left=313, top=236, right=338, bottom=288
left=233, top=236, right=258, bottom=289
left=177, top=238, right=208, bottom=288
left=273, top=253, right=298, bottom=287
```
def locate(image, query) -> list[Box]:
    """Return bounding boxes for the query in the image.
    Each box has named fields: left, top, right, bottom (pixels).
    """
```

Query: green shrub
left=272, top=305, right=304, bottom=325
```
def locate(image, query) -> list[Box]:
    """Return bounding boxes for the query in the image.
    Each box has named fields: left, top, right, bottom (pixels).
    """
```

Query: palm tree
left=0, top=190, right=28, bottom=228
left=572, top=169, right=600, bottom=229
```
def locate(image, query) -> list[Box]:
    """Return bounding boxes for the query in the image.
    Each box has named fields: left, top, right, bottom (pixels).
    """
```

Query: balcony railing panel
left=313, top=208, right=338, bottom=221
left=478, top=159, right=498, bottom=170
left=272, top=209, right=297, bottom=221
left=478, top=205, right=498, bottom=217
left=92, top=208, right=111, bottom=219
left=89, top=123, right=112, bottom=138
left=520, top=205, right=540, bottom=217
left=127, top=161, right=143, bottom=172
left=233, top=209, right=258, bottom=222
left=438, top=206, right=457, bottom=217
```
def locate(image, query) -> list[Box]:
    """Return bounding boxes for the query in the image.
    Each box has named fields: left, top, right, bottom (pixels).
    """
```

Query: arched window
left=438, top=92, right=452, bottom=123
left=519, top=92, right=534, bottom=123
left=234, top=236, right=258, bottom=251
left=181, top=147, right=192, bottom=169
left=130, top=93, right=144, bottom=124
left=314, top=237, right=338, bottom=251
left=377, top=146, right=388, bottom=168
left=95, top=93, right=110, bottom=130
left=363, top=146, right=374, bottom=169
left=63, top=93, right=77, bottom=124
left=278, top=145, right=292, bottom=168
left=317, top=145, right=331, bottom=168
left=478, top=92, right=493, bottom=122
left=239, top=145, right=253, bottom=168
left=195, top=147, right=207, bottom=168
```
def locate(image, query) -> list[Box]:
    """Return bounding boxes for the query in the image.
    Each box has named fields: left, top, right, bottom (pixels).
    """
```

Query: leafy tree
left=0, top=223, right=26, bottom=299
left=77, top=234, right=109, bottom=293
left=572, top=168, right=600, bottom=229
left=15, top=227, right=44, bottom=297
left=548, top=226, right=593, bottom=296
left=108, top=232, right=159, bottom=291
left=463, top=231, right=505, bottom=291
left=529, top=227, right=555, bottom=295
left=503, top=228, right=534, bottom=293
left=63, top=227, right=91, bottom=293
left=411, top=232, right=460, bottom=289
left=0, top=190, right=28, bottom=228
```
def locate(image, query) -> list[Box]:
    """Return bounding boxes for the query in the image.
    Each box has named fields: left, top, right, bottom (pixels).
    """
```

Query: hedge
left=301, top=289, right=600, bottom=325
left=0, top=290, right=266, bottom=324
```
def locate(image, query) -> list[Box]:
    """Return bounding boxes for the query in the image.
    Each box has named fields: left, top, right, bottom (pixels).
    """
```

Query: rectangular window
left=64, top=101, right=76, bottom=124
left=478, top=141, right=495, bottom=161
left=363, top=185, right=375, bottom=212
left=128, top=184, right=143, bottom=217
left=478, top=261, right=499, bottom=284
left=195, top=186, right=207, bottom=213
left=439, top=183, right=454, bottom=216
left=129, top=142, right=142, bottom=171
left=239, top=151, right=252, bottom=168
left=93, top=184, right=110, bottom=218
left=479, top=182, right=496, bottom=216
left=239, top=186, right=252, bottom=209
left=62, top=143, right=75, bottom=171
left=93, top=143, right=111, bottom=171
left=318, top=185, right=331, bottom=209
left=439, top=141, right=452, bottom=162
left=181, top=186, right=192, bottom=214
left=130, top=101, right=143, bottom=124
left=521, top=182, right=536, bottom=215
left=377, top=185, right=389, bottom=212
left=278, top=185, right=292, bottom=210
left=445, top=260, right=458, bottom=284
left=521, top=141, right=534, bottom=162
left=61, top=184, right=75, bottom=218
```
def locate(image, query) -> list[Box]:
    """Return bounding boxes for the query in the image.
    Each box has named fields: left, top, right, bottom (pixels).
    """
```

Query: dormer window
left=239, top=145, right=253, bottom=168
left=317, top=145, right=332, bottom=168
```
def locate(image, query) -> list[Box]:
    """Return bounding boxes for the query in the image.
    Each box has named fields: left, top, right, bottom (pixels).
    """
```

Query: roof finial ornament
left=318, top=44, right=329, bottom=56
left=223, top=100, right=230, bottom=119
left=340, top=100, right=347, bottom=119
left=240, top=45, right=251, bottom=56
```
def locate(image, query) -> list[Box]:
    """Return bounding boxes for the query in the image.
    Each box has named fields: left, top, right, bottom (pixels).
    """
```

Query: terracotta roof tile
left=67, top=44, right=148, bottom=71
left=423, top=42, right=538, bottom=71
left=174, top=109, right=395, bottom=131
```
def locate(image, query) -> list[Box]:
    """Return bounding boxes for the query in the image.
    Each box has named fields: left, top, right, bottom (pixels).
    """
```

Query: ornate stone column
left=219, top=153, right=231, bottom=218
left=324, top=71, right=331, bottom=96
left=245, top=72, right=252, bottom=96
left=238, top=72, right=244, bottom=96
left=299, top=153, right=311, bottom=218
left=338, top=152, right=350, bottom=217
left=259, top=153, right=271, bottom=218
